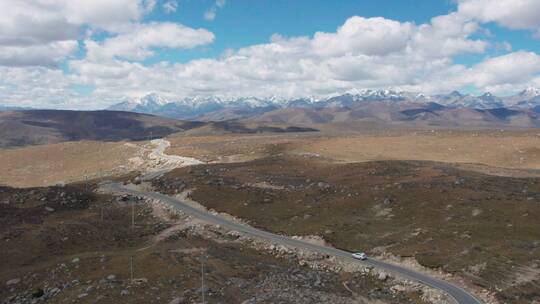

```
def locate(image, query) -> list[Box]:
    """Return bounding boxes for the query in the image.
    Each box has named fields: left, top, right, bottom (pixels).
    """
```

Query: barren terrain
left=0, top=183, right=429, bottom=304
left=4, top=128, right=540, bottom=189
left=152, top=155, right=540, bottom=303
left=167, top=130, right=540, bottom=176
left=3, top=124, right=540, bottom=303
left=0, top=141, right=138, bottom=188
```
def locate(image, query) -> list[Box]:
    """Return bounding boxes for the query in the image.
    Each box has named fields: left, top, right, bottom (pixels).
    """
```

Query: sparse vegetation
left=3, top=113, right=540, bottom=303
left=0, top=183, right=427, bottom=304
left=153, top=156, right=540, bottom=303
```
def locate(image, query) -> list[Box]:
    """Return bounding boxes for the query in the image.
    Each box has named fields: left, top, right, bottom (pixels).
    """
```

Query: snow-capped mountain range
left=107, top=88, right=540, bottom=120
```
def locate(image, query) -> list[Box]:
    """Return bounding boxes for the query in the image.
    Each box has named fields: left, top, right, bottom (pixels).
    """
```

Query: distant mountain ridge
left=0, top=105, right=31, bottom=111
left=0, top=110, right=318, bottom=148
left=106, top=88, right=540, bottom=121
left=244, top=100, right=540, bottom=129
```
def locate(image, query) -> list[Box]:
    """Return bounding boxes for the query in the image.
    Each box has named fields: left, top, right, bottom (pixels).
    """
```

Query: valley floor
left=2, top=128, right=540, bottom=303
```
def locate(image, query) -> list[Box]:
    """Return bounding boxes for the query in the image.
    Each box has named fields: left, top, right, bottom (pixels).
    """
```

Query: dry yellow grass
left=3, top=129, right=540, bottom=187
left=167, top=130, right=540, bottom=176
left=297, top=130, right=540, bottom=172
left=167, top=133, right=305, bottom=162
left=0, top=141, right=138, bottom=187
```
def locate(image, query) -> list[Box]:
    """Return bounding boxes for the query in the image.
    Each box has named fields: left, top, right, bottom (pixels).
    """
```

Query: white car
left=352, top=252, right=368, bottom=260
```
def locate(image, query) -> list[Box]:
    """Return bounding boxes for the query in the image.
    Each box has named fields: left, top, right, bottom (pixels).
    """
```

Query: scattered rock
left=107, top=274, right=117, bottom=281
left=44, top=206, right=55, bottom=212
left=32, top=288, right=44, bottom=298
left=49, top=287, right=61, bottom=296
left=317, top=182, right=330, bottom=189
left=120, top=289, right=130, bottom=296
left=133, top=278, right=148, bottom=285
left=377, top=272, right=388, bottom=281
left=169, top=297, right=186, bottom=304
left=71, top=257, right=80, bottom=263
left=6, top=278, right=20, bottom=286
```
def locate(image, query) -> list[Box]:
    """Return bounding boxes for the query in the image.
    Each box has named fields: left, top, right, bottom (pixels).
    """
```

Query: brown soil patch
left=153, top=156, right=540, bottom=303
left=166, top=130, right=540, bottom=177
left=1, top=184, right=426, bottom=304
left=0, top=141, right=137, bottom=188
left=298, top=131, right=540, bottom=173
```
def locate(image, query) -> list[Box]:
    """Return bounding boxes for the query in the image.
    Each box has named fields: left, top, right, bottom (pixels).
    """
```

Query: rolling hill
left=0, top=110, right=317, bottom=148
left=243, top=102, right=540, bottom=129
left=0, top=110, right=191, bottom=148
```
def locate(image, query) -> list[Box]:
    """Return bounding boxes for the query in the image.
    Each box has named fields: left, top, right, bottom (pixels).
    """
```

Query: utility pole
left=84, top=171, right=88, bottom=192
left=131, top=202, right=135, bottom=229
left=200, top=255, right=206, bottom=304
left=130, top=256, right=134, bottom=283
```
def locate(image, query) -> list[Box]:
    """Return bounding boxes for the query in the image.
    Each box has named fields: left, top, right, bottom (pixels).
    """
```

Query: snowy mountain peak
left=449, top=90, right=464, bottom=97
left=139, top=93, right=170, bottom=106
left=480, top=92, right=495, bottom=98
left=520, top=87, right=540, bottom=98
left=106, top=89, right=540, bottom=120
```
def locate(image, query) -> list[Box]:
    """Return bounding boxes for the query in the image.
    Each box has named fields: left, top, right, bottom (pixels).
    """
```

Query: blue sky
left=144, top=0, right=456, bottom=62
left=145, top=0, right=540, bottom=66
left=1, top=0, right=540, bottom=109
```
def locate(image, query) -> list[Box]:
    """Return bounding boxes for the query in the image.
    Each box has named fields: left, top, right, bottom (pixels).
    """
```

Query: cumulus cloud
left=0, top=41, right=79, bottom=67
left=0, top=0, right=157, bottom=67
left=458, top=0, right=540, bottom=35
left=84, top=22, right=214, bottom=61
left=2, top=4, right=540, bottom=109
left=312, top=17, right=413, bottom=56
left=0, top=66, right=80, bottom=108
left=62, top=0, right=156, bottom=32
left=62, top=14, right=496, bottom=103
left=204, top=0, right=226, bottom=21
left=467, top=51, right=540, bottom=88
left=163, top=1, right=179, bottom=13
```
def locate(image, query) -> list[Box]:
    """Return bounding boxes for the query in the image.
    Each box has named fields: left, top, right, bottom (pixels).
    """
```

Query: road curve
left=143, top=139, right=203, bottom=180
left=106, top=182, right=483, bottom=304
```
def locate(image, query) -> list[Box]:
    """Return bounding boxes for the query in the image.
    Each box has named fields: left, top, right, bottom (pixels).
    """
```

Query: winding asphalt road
left=106, top=182, right=483, bottom=304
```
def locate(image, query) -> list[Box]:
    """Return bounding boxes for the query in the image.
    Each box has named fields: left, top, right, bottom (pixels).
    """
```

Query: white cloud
left=204, top=10, right=216, bottom=21
left=412, top=13, right=488, bottom=58
left=84, top=22, right=214, bottom=61
left=467, top=51, right=540, bottom=88
left=0, top=0, right=158, bottom=67
left=59, top=14, right=495, bottom=103
left=204, top=0, right=226, bottom=21
left=458, top=0, right=540, bottom=35
left=311, top=17, right=413, bottom=56
left=0, top=66, right=79, bottom=108
left=0, top=41, right=79, bottom=67
left=163, top=1, right=178, bottom=13
left=62, top=0, right=156, bottom=32
left=2, top=8, right=540, bottom=109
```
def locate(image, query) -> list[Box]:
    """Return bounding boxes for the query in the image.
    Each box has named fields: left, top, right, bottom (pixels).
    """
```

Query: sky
left=1, top=0, right=540, bottom=109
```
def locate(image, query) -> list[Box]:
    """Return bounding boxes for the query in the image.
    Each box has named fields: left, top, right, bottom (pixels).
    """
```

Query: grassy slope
left=154, top=156, right=540, bottom=303
left=0, top=183, right=426, bottom=304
